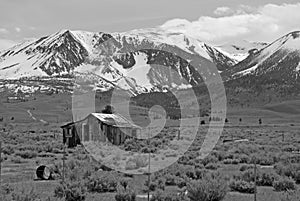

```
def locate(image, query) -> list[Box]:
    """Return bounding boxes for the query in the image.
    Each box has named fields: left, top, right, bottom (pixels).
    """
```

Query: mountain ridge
left=0, top=29, right=235, bottom=94
left=1, top=29, right=300, bottom=96
left=225, top=31, right=300, bottom=84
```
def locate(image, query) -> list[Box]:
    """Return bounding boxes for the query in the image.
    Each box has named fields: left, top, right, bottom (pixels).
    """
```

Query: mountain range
left=0, top=28, right=300, bottom=95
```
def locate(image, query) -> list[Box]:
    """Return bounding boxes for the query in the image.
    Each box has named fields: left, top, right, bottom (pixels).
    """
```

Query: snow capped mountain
left=0, top=29, right=234, bottom=94
left=226, top=31, right=300, bottom=83
left=1, top=28, right=299, bottom=95
left=0, top=30, right=88, bottom=79
left=125, top=28, right=237, bottom=70
left=217, top=40, right=268, bottom=62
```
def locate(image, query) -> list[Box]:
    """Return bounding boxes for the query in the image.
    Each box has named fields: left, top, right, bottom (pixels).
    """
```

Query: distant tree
left=225, top=118, right=229, bottom=123
left=102, top=105, right=114, bottom=114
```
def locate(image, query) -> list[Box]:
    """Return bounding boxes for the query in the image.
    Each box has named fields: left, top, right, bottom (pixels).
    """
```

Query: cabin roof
left=90, top=113, right=140, bottom=128
left=60, top=118, right=85, bottom=128
left=61, top=113, right=140, bottom=129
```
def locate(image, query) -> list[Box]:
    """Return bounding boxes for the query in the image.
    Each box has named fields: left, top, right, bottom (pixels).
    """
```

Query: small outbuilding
left=61, top=113, right=141, bottom=148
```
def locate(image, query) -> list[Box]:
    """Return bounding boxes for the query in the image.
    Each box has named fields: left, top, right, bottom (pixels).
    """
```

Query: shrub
left=211, top=150, right=227, bottom=162
left=157, top=178, right=166, bottom=191
left=255, top=155, right=275, bottom=166
left=177, top=178, right=187, bottom=189
left=1, top=145, right=14, bottom=155
left=1, top=184, right=13, bottom=195
left=280, top=190, right=300, bottom=201
left=229, top=180, right=255, bottom=194
left=195, top=168, right=208, bottom=180
left=238, top=169, right=258, bottom=183
left=235, top=168, right=280, bottom=187
left=187, top=173, right=228, bottom=201
left=119, top=178, right=131, bottom=190
left=151, top=190, right=188, bottom=201
left=86, top=172, right=119, bottom=193
left=10, top=156, right=26, bottom=164
left=275, top=162, right=300, bottom=182
left=11, top=189, right=39, bottom=201
left=185, top=169, right=196, bottom=179
left=282, top=145, right=297, bottom=152
left=201, top=155, right=218, bottom=166
left=165, top=174, right=180, bottom=186
left=238, top=154, right=251, bottom=164
left=240, top=165, right=254, bottom=172
left=125, top=155, right=148, bottom=170
left=294, top=170, right=300, bottom=184
left=258, top=171, right=280, bottom=186
left=273, top=177, right=297, bottom=192
left=54, top=181, right=86, bottom=201
left=115, top=187, right=136, bottom=201
left=205, top=163, right=219, bottom=170
left=0, top=154, right=8, bottom=162
left=15, top=150, right=37, bottom=159
left=223, top=159, right=240, bottom=165
left=144, top=181, right=157, bottom=192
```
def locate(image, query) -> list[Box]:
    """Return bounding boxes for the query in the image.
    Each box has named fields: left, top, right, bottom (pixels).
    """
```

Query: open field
left=0, top=92, right=300, bottom=201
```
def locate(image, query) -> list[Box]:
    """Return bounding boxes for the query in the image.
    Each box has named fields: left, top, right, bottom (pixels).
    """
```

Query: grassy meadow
left=0, top=91, right=300, bottom=201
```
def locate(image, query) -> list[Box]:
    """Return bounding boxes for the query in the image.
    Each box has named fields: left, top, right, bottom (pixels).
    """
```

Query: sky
left=0, top=0, right=300, bottom=49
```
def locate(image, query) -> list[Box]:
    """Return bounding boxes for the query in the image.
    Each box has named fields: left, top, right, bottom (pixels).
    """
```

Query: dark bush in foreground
left=275, top=162, right=300, bottom=183
left=229, top=180, right=255, bottom=194
left=187, top=173, right=228, bottom=201
left=235, top=169, right=279, bottom=187
left=151, top=190, right=188, bottom=201
left=86, top=172, right=119, bottom=193
left=273, top=177, right=297, bottom=192
left=54, top=181, right=86, bottom=201
left=259, top=171, right=280, bottom=186
left=115, top=187, right=136, bottom=201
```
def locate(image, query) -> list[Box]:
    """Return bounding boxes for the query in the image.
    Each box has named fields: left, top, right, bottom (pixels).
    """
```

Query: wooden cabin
left=61, top=113, right=141, bottom=148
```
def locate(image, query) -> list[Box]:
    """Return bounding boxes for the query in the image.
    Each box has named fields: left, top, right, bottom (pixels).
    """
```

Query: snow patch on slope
left=215, top=47, right=248, bottom=62
left=125, top=53, right=152, bottom=88
left=0, top=54, right=46, bottom=79
left=234, top=64, right=258, bottom=76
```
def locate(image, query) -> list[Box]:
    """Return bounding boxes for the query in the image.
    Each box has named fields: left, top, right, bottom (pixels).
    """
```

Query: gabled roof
left=60, top=118, right=86, bottom=128
left=90, top=113, right=140, bottom=128
left=61, top=113, right=141, bottom=129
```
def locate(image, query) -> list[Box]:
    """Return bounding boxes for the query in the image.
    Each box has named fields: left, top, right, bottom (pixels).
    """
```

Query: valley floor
left=0, top=93, right=300, bottom=200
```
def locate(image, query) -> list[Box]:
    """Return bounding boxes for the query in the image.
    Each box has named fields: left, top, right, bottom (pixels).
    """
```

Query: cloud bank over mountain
left=161, top=3, right=300, bottom=45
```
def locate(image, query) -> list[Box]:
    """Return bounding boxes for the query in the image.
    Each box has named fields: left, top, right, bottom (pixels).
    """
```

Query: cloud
left=0, top=39, right=16, bottom=51
left=15, top=27, right=21, bottom=32
left=214, top=5, right=258, bottom=16
left=160, top=3, right=300, bottom=45
left=0, top=28, right=9, bottom=34
left=214, top=7, right=234, bottom=16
